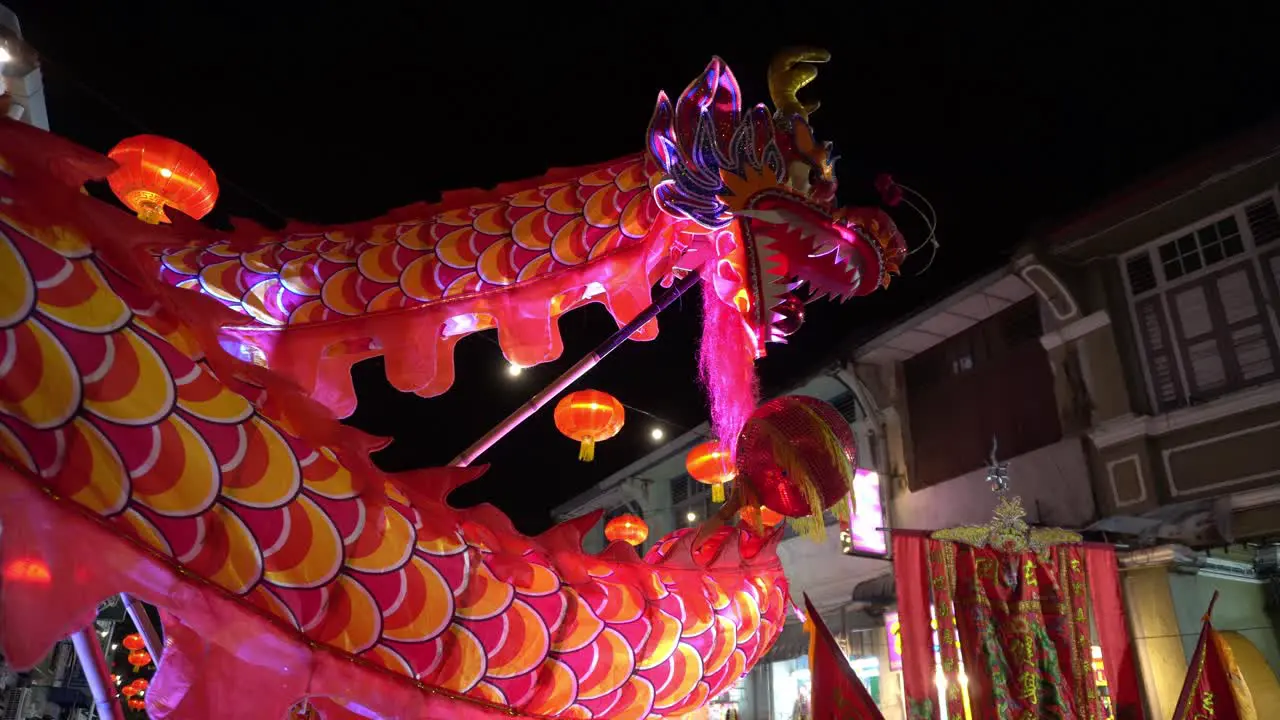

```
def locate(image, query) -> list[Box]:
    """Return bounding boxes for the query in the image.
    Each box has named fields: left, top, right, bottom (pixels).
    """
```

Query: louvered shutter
left=1215, top=266, right=1278, bottom=384
left=1245, top=196, right=1280, bottom=247
left=1134, top=296, right=1185, bottom=410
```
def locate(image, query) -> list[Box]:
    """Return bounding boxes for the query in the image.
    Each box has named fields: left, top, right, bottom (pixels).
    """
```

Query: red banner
left=1084, top=545, right=1144, bottom=719
left=1172, top=596, right=1257, bottom=720
left=892, top=532, right=940, bottom=720
left=803, top=595, right=885, bottom=720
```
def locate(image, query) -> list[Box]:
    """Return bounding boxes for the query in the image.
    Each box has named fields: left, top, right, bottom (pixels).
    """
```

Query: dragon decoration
left=0, top=49, right=908, bottom=719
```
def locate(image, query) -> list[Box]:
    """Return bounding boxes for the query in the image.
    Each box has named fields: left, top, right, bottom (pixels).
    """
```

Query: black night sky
left=12, top=2, right=1280, bottom=532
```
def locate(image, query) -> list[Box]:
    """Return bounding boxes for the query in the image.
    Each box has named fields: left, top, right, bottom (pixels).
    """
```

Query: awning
left=850, top=571, right=895, bottom=606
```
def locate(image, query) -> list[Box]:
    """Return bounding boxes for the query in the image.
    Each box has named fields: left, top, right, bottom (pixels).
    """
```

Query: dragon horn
left=768, top=47, right=831, bottom=121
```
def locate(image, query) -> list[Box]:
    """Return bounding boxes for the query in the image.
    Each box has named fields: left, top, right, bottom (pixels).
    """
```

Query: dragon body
left=0, top=52, right=902, bottom=719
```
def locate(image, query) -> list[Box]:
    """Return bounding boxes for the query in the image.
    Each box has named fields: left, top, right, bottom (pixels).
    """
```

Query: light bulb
left=686, top=511, right=697, bottom=523
left=650, top=427, right=665, bottom=441
left=159, top=168, right=173, bottom=178
left=506, top=364, right=522, bottom=377
left=111, top=644, right=118, bottom=650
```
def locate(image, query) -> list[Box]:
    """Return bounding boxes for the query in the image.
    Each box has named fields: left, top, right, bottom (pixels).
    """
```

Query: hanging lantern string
left=28, top=50, right=291, bottom=226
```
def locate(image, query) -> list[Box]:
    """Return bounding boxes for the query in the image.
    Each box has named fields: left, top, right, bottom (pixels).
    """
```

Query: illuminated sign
left=883, top=609, right=943, bottom=673
left=840, top=469, right=888, bottom=557
left=884, top=612, right=903, bottom=671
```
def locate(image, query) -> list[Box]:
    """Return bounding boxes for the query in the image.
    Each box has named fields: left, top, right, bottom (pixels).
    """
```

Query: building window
left=905, top=297, right=1061, bottom=489
left=1121, top=193, right=1280, bottom=411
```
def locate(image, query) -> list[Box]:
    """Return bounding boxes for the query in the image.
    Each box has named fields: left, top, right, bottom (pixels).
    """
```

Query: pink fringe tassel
left=698, top=279, right=760, bottom=457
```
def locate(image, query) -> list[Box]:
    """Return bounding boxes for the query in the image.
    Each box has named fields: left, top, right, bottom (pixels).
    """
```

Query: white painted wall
left=776, top=524, right=892, bottom=612
left=0, top=5, right=49, bottom=130
left=892, top=437, right=1096, bottom=532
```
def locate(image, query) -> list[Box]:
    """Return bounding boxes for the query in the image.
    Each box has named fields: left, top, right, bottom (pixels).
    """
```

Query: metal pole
left=120, top=593, right=162, bottom=661
left=450, top=271, right=702, bottom=467
left=69, top=629, right=125, bottom=720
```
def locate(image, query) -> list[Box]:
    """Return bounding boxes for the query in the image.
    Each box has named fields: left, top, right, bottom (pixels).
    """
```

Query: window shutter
left=1170, top=283, right=1227, bottom=397
left=1215, top=268, right=1278, bottom=384
left=1134, top=296, right=1184, bottom=409
left=1125, top=253, right=1158, bottom=295
left=1245, top=197, right=1280, bottom=247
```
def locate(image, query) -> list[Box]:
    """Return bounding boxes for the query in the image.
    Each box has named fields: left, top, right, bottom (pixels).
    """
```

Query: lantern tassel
left=578, top=437, right=595, bottom=462
left=712, top=482, right=726, bottom=503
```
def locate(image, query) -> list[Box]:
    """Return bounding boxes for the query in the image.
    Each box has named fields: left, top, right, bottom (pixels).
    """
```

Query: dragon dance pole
left=120, top=593, right=163, bottom=661
left=451, top=271, right=702, bottom=467
left=69, top=628, right=126, bottom=720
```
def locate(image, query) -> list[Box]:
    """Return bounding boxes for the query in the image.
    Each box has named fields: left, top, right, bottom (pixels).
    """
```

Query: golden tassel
left=578, top=437, right=595, bottom=462
left=712, top=482, right=726, bottom=503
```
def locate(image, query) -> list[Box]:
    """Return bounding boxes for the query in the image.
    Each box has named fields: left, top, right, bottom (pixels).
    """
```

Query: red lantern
left=128, top=649, right=152, bottom=669
left=604, top=514, right=649, bottom=546
left=553, top=390, right=625, bottom=462
left=121, top=684, right=140, bottom=698
left=685, top=440, right=735, bottom=503
left=130, top=678, right=149, bottom=691
left=735, top=396, right=856, bottom=521
left=106, top=135, right=219, bottom=224
left=122, top=633, right=146, bottom=651
left=129, top=698, right=146, bottom=710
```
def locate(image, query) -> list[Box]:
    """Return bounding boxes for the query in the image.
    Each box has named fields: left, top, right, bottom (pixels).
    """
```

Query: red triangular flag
left=1171, top=592, right=1257, bottom=720
left=803, top=594, right=885, bottom=720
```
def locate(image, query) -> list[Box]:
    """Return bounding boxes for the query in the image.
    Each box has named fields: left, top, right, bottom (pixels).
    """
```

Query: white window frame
left=1119, top=189, right=1280, bottom=411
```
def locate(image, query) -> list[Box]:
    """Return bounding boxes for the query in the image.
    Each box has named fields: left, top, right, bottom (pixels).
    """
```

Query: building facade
left=845, top=120, right=1280, bottom=719
left=0, top=5, right=48, bottom=130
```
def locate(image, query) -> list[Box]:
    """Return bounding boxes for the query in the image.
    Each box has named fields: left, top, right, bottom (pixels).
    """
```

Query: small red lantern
left=128, top=649, right=152, bottom=669
left=735, top=396, right=856, bottom=524
left=106, top=134, right=219, bottom=224
left=604, top=514, right=649, bottom=546
left=121, top=684, right=140, bottom=698
left=122, top=633, right=146, bottom=651
left=685, top=440, right=735, bottom=503
left=129, top=698, right=146, bottom=710
left=553, top=390, right=625, bottom=462
left=130, top=678, right=149, bottom=692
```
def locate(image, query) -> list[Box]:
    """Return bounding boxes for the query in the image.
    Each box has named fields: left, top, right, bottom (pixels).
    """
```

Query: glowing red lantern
left=130, top=678, right=149, bottom=691
left=735, top=396, right=856, bottom=521
left=129, top=698, right=146, bottom=710
left=553, top=390, right=625, bottom=462
left=106, top=134, right=219, bottom=224
left=121, top=684, right=140, bottom=698
left=122, top=633, right=146, bottom=651
left=128, top=649, right=152, bottom=669
left=604, top=514, right=649, bottom=546
left=686, top=440, right=735, bottom=502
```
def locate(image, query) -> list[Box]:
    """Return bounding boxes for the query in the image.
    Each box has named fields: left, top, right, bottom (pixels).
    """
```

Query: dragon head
left=648, top=50, right=907, bottom=357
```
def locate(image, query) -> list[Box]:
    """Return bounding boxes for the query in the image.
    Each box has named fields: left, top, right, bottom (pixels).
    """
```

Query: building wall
left=1167, top=572, right=1280, bottom=677
left=0, top=5, right=48, bottom=130
left=1091, top=397, right=1280, bottom=520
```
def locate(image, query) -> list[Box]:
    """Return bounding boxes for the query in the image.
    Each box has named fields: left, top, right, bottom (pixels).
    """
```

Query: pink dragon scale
left=0, top=50, right=904, bottom=718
